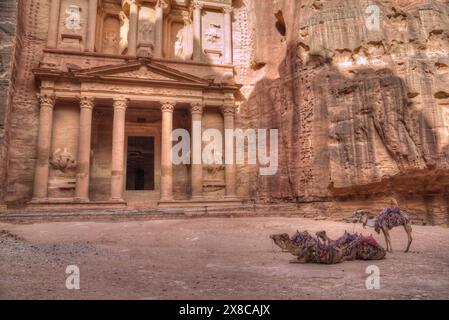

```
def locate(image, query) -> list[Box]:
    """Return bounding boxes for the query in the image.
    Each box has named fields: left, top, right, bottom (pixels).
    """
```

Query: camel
left=270, top=233, right=290, bottom=252
left=316, top=230, right=386, bottom=261
left=316, top=230, right=336, bottom=246
left=270, top=231, right=345, bottom=265
left=353, top=198, right=413, bottom=253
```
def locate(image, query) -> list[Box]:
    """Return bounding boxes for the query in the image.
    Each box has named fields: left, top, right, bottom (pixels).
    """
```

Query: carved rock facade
left=0, top=0, right=449, bottom=225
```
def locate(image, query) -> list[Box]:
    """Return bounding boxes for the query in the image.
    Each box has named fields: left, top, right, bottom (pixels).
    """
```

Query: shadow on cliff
left=241, top=38, right=445, bottom=210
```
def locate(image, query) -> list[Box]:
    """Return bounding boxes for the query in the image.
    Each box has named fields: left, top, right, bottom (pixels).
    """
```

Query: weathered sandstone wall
left=0, top=0, right=22, bottom=206
left=236, top=0, right=449, bottom=224
left=2, top=0, right=49, bottom=205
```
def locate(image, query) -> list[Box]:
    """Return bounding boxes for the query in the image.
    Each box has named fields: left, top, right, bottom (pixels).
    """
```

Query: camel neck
left=366, top=218, right=376, bottom=228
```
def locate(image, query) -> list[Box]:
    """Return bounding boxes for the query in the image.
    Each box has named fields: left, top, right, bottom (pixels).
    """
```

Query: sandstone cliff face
left=1, top=0, right=46, bottom=205
left=236, top=0, right=449, bottom=224
left=0, top=0, right=22, bottom=205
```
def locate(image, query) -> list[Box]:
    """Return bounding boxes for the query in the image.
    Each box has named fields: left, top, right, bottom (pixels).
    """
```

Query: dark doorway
left=126, top=136, right=155, bottom=191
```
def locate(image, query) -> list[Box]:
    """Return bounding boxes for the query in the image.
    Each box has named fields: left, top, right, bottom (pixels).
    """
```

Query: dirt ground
left=1, top=217, right=449, bottom=300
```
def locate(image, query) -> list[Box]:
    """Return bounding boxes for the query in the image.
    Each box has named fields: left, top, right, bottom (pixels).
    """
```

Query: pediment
left=74, top=60, right=210, bottom=86
left=112, top=68, right=175, bottom=81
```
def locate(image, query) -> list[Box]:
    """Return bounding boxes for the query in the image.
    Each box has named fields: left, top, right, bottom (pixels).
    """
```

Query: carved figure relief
left=206, top=163, right=225, bottom=179
left=205, top=24, right=222, bottom=43
left=64, top=5, right=81, bottom=31
left=103, top=32, right=119, bottom=54
left=102, top=16, right=121, bottom=54
left=175, top=28, right=184, bottom=58
left=140, top=23, right=153, bottom=43
left=50, top=148, right=77, bottom=172
left=119, top=11, right=129, bottom=54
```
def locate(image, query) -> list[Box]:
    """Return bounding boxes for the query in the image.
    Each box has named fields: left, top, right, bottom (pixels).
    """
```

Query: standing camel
left=353, top=198, right=413, bottom=253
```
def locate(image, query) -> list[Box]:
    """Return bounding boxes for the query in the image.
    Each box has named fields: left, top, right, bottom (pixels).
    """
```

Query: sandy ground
left=1, top=217, right=449, bottom=300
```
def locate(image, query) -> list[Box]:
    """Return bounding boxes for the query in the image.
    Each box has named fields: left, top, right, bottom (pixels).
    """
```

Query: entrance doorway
left=126, top=136, right=155, bottom=191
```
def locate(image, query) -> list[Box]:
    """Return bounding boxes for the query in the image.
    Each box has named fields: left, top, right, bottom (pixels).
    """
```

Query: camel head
left=389, top=197, right=399, bottom=207
left=316, top=230, right=327, bottom=242
left=270, top=233, right=290, bottom=250
left=353, top=210, right=372, bottom=227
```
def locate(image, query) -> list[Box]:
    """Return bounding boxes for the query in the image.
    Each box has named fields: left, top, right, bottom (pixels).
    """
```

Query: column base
left=73, top=197, right=90, bottom=203
left=29, top=197, right=49, bottom=204
left=158, top=198, right=244, bottom=208
left=109, top=198, right=126, bottom=204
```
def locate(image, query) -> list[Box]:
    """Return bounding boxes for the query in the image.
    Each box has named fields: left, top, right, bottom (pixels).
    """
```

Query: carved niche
left=201, top=7, right=225, bottom=63
left=165, top=9, right=190, bottom=60
left=137, top=5, right=156, bottom=57
left=98, top=1, right=128, bottom=55
left=102, top=16, right=121, bottom=54
left=59, top=0, right=87, bottom=51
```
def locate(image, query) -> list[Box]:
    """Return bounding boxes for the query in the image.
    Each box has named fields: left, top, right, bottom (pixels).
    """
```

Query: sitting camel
left=270, top=231, right=345, bottom=265
left=316, top=230, right=386, bottom=261
left=353, top=198, right=413, bottom=253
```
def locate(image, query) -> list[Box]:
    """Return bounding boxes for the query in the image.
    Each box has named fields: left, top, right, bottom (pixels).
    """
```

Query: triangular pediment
left=74, top=60, right=210, bottom=86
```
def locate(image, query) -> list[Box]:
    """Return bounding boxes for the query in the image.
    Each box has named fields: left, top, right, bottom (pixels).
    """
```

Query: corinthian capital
left=221, top=103, right=235, bottom=116
left=192, top=0, right=203, bottom=10
left=80, top=96, right=95, bottom=110
left=156, top=0, right=169, bottom=9
left=161, top=101, right=175, bottom=112
left=190, top=102, right=204, bottom=115
left=223, top=6, right=233, bottom=14
left=113, top=97, right=129, bottom=110
left=182, top=10, right=192, bottom=25
left=122, top=0, right=138, bottom=7
left=37, top=93, right=56, bottom=108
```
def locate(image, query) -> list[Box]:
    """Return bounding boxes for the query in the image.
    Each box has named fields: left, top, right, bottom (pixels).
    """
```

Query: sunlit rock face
left=235, top=0, right=449, bottom=224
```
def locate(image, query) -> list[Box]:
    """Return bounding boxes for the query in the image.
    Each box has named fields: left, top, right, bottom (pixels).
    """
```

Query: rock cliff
left=236, top=0, right=449, bottom=224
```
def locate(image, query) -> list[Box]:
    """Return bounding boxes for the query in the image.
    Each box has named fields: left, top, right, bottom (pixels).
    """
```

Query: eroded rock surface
left=235, top=0, right=449, bottom=225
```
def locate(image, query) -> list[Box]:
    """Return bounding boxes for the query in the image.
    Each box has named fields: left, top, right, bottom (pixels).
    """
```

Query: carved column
left=47, top=0, right=61, bottom=48
left=222, top=101, right=237, bottom=198
left=33, top=93, right=56, bottom=200
left=223, top=6, right=233, bottom=64
left=110, top=98, right=128, bottom=201
left=192, top=1, right=203, bottom=61
left=86, top=0, right=97, bottom=52
left=190, top=102, right=203, bottom=199
left=160, top=101, right=175, bottom=201
left=75, top=97, right=94, bottom=202
left=128, top=0, right=139, bottom=56
left=154, top=0, right=165, bottom=58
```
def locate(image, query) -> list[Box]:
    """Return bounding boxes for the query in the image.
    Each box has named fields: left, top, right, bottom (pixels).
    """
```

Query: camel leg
left=404, top=223, right=413, bottom=253
left=382, top=228, right=390, bottom=252
left=387, top=230, right=393, bottom=253
left=290, top=257, right=306, bottom=264
left=383, top=227, right=393, bottom=252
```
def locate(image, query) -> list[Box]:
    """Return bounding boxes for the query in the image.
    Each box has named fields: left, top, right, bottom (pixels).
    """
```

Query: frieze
left=199, top=0, right=232, bottom=7
left=80, top=82, right=201, bottom=97
left=112, top=68, right=175, bottom=81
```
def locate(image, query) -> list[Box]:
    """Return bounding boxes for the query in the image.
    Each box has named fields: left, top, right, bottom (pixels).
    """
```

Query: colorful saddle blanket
left=335, top=232, right=386, bottom=260
left=291, top=231, right=341, bottom=265
left=374, top=207, right=410, bottom=234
